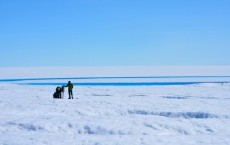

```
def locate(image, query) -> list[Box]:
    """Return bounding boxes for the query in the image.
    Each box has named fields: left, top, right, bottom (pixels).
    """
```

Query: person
left=65, top=81, right=73, bottom=99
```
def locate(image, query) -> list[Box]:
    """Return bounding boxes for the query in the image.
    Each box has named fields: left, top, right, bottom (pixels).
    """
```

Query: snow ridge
left=127, top=110, right=227, bottom=119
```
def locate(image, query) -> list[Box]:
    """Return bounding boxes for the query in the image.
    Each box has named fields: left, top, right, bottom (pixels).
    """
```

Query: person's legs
left=68, top=91, right=71, bottom=99
left=70, top=90, right=73, bottom=99
left=68, top=90, right=73, bottom=99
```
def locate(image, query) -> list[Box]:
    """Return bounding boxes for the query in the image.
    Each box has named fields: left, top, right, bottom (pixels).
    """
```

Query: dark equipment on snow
left=61, top=85, right=65, bottom=98
left=53, top=86, right=62, bottom=99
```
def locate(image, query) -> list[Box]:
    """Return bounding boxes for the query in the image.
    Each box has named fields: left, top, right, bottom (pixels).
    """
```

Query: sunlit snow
left=0, top=66, right=230, bottom=145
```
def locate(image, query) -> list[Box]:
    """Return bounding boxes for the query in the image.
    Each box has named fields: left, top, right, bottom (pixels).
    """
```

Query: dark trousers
left=68, top=90, right=73, bottom=99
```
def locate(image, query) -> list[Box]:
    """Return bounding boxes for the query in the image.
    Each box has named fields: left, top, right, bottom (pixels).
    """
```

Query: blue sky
left=0, top=0, right=230, bottom=66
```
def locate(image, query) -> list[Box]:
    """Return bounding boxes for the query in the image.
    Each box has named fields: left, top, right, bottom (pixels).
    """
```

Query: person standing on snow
left=65, top=81, right=74, bottom=99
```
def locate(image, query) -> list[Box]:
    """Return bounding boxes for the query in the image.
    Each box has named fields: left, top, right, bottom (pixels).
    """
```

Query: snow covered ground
left=0, top=66, right=230, bottom=145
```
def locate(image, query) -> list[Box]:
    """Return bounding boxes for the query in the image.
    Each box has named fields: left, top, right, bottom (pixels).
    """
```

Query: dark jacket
left=66, top=82, right=73, bottom=91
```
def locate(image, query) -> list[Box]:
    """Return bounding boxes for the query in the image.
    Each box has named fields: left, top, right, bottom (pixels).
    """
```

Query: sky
left=0, top=0, right=230, bottom=66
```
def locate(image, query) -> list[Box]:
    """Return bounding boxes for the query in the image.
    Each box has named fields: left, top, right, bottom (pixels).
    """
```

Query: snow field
left=0, top=83, right=230, bottom=145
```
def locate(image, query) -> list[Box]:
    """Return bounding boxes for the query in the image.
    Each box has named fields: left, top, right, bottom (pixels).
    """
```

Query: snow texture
left=0, top=67, right=230, bottom=145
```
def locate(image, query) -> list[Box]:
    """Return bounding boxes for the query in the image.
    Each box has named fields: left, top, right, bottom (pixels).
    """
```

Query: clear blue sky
left=0, top=0, right=230, bottom=66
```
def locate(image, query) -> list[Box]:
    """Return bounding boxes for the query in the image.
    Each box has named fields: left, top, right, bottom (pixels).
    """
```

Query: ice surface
left=0, top=67, right=230, bottom=145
